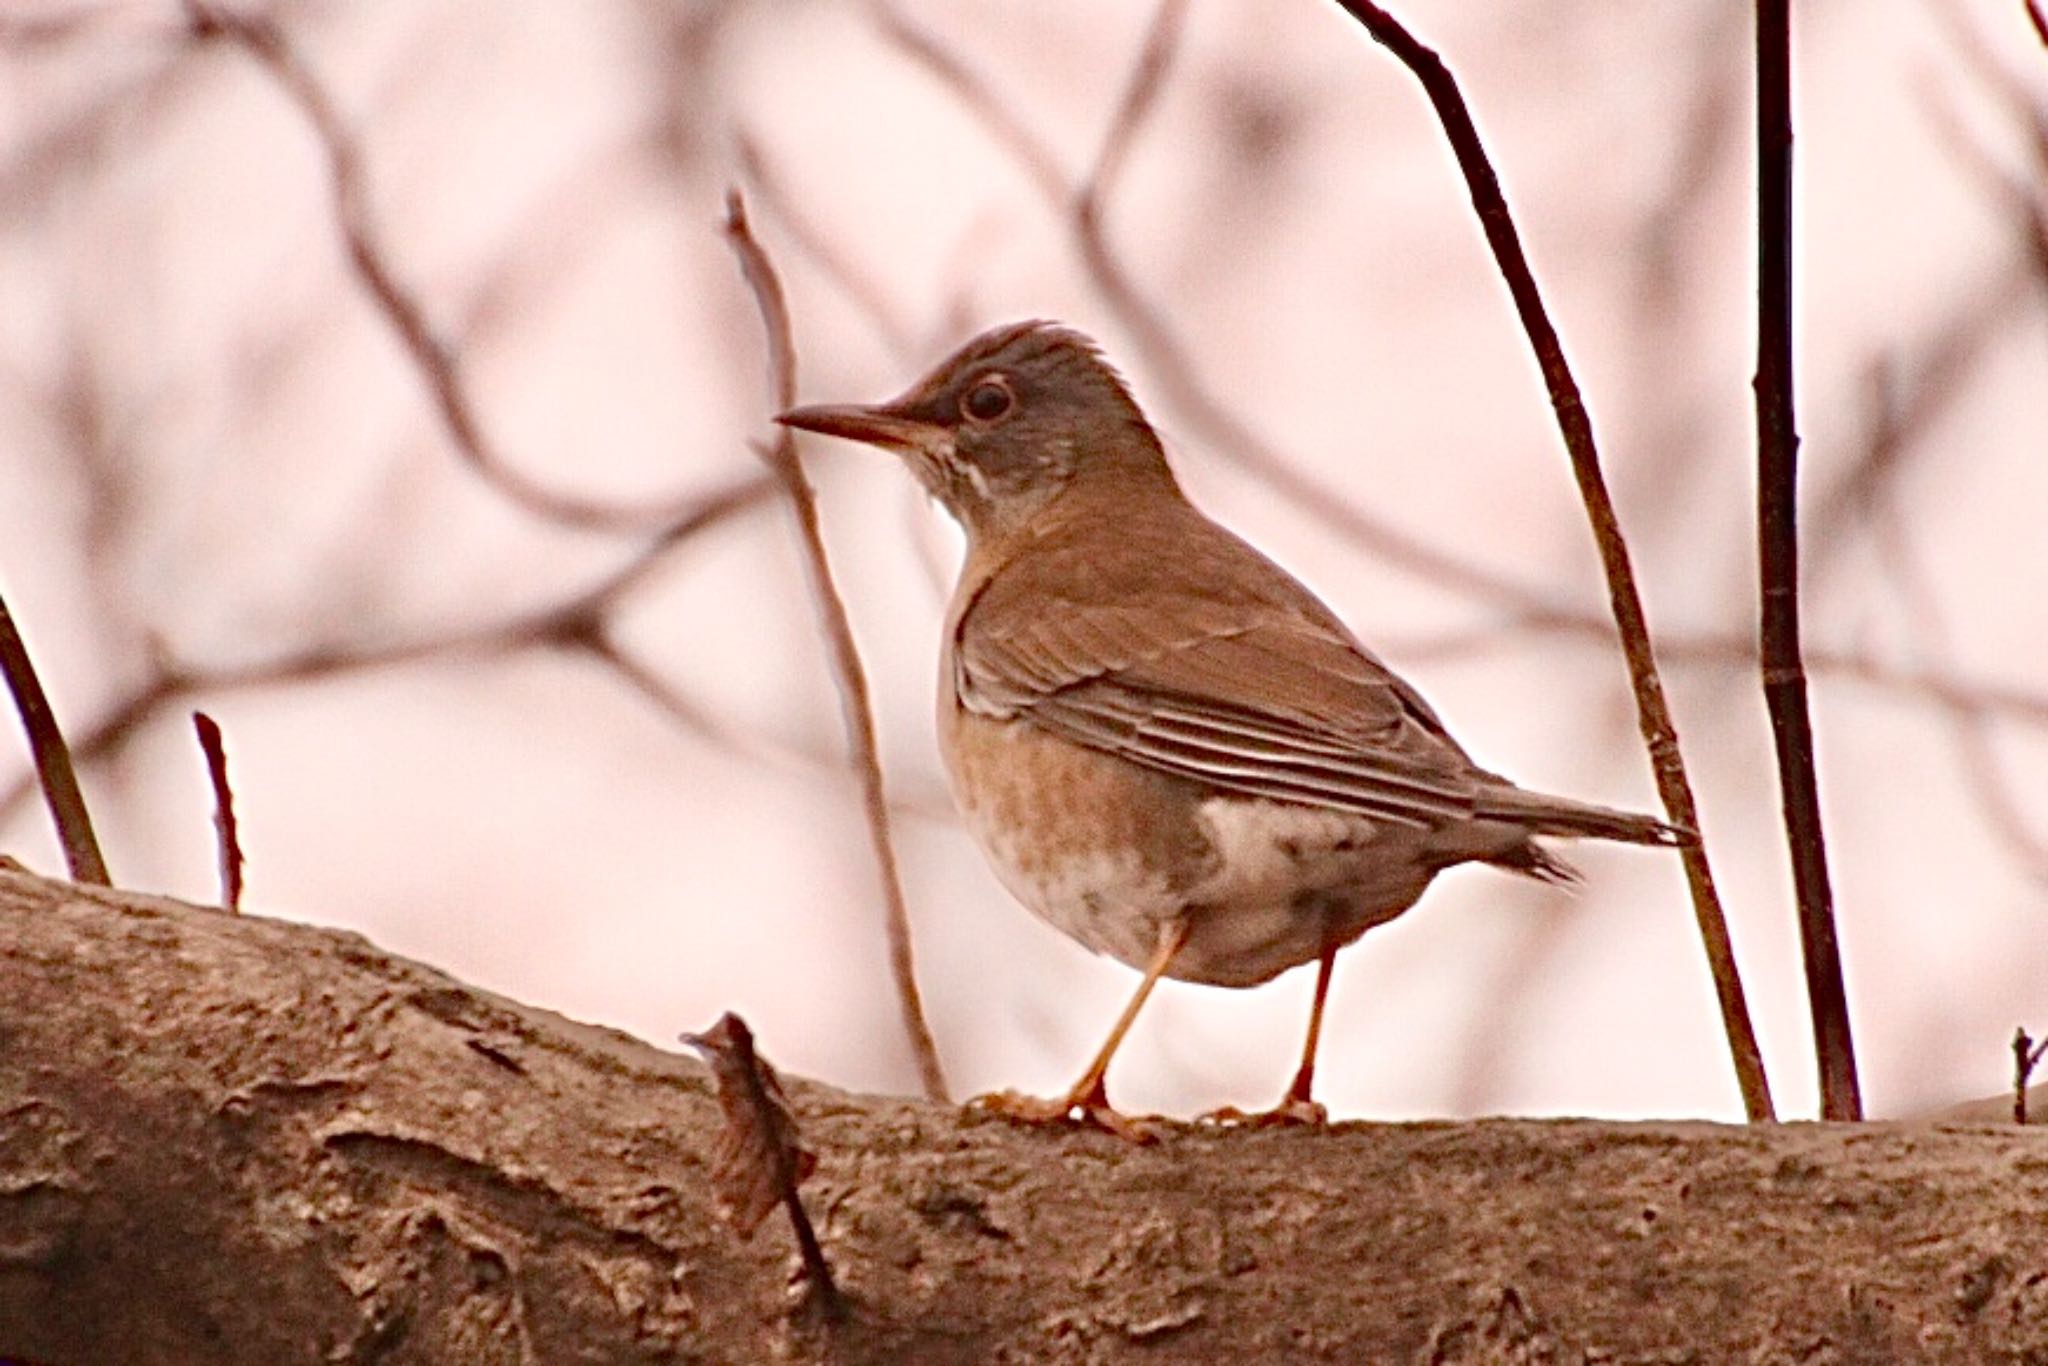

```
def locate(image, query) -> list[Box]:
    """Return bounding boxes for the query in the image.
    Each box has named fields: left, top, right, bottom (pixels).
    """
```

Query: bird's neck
left=955, top=460, right=1193, bottom=592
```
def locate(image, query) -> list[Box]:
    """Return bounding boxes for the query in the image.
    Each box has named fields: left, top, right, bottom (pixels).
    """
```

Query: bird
left=777, top=321, right=1685, bottom=1139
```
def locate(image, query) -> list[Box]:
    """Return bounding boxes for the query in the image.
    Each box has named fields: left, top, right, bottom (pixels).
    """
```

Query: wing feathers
left=958, top=590, right=1487, bottom=828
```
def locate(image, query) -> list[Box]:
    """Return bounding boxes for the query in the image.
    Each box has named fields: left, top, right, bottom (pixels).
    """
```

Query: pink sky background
left=3, top=0, right=2045, bottom=1122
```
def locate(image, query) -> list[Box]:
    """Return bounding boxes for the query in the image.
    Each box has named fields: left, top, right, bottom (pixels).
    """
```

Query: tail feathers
left=1491, top=840, right=1582, bottom=886
left=1476, top=784, right=1694, bottom=849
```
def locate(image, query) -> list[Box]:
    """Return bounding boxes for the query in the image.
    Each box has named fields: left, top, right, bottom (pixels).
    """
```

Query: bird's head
left=777, top=321, right=1173, bottom=542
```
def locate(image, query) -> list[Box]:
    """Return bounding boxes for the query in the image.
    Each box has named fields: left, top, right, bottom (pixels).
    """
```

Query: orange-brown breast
left=940, top=694, right=1214, bottom=972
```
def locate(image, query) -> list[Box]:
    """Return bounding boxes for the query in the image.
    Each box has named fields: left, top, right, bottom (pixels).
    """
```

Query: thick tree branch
left=3, top=866, right=2047, bottom=1364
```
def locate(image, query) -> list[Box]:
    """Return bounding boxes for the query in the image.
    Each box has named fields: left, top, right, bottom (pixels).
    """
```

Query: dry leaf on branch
left=682, top=1011, right=818, bottom=1238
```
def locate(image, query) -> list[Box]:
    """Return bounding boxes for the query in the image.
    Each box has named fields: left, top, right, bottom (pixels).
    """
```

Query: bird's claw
left=967, top=1088, right=1162, bottom=1144
left=1198, top=1095, right=1329, bottom=1129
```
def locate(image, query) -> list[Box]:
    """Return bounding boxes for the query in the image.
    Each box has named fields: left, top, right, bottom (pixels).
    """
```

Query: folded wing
left=956, top=591, right=1485, bottom=831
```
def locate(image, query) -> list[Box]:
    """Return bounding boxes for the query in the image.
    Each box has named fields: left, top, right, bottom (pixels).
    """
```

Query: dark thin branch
left=182, top=1, right=712, bottom=533
left=190, top=711, right=243, bottom=912
left=1328, top=0, right=1775, bottom=1122
left=2027, top=0, right=2048, bottom=50
left=2016, top=1027, right=2047, bottom=1124
left=1754, top=0, right=1859, bottom=1121
left=723, top=190, right=950, bottom=1104
left=0, top=589, right=111, bottom=886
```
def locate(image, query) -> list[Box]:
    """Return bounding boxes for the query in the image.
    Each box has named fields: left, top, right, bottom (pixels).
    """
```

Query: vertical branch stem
left=1329, top=0, right=1775, bottom=1120
left=1756, top=0, right=1860, bottom=1121
left=0, top=591, right=111, bottom=886
left=192, top=711, right=244, bottom=912
left=723, top=191, right=950, bottom=1103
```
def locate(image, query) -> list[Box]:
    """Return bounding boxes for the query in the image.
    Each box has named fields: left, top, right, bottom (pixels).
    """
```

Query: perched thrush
left=779, top=321, right=1683, bottom=1138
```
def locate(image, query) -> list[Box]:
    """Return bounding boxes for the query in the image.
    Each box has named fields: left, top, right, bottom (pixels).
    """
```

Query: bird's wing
left=955, top=588, right=1483, bottom=830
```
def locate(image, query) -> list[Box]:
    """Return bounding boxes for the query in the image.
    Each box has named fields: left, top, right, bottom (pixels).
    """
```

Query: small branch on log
left=190, top=711, right=243, bottom=912
left=0, top=588, right=110, bottom=886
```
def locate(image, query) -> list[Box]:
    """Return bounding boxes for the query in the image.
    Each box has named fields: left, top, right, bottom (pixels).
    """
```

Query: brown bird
left=779, top=321, right=1683, bottom=1138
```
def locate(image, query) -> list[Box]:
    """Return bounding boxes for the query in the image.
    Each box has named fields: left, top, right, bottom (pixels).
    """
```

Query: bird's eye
left=961, top=376, right=1014, bottom=423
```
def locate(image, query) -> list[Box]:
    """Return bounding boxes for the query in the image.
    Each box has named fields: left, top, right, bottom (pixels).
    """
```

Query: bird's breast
left=938, top=695, right=1437, bottom=988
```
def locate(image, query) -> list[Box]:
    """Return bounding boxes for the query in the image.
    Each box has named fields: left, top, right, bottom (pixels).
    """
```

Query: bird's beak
left=775, top=402, right=945, bottom=456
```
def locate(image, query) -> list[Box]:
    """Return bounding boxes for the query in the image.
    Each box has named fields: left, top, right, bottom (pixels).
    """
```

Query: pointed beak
left=774, top=402, right=943, bottom=454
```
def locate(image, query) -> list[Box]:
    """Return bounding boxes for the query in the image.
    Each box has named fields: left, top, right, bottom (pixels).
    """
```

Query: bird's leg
left=971, top=918, right=1188, bottom=1143
left=1202, top=942, right=1337, bottom=1128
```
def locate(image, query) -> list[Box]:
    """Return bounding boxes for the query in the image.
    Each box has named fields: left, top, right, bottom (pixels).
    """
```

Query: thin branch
left=1754, top=0, right=1859, bottom=1121
left=723, top=190, right=950, bottom=1104
left=2016, top=1027, right=2047, bottom=1124
left=2027, top=0, right=2048, bottom=50
left=191, top=711, right=243, bottom=912
left=0, top=589, right=111, bottom=886
left=182, top=1, right=712, bottom=533
left=1328, top=0, right=1775, bottom=1122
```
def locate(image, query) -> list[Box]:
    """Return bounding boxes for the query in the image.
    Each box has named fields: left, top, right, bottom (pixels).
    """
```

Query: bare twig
left=723, top=190, right=950, bottom=1104
left=182, top=1, right=712, bottom=533
left=1754, top=0, right=1859, bottom=1121
left=2016, top=1027, right=2047, bottom=1124
left=191, top=711, right=243, bottom=912
left=1327, top=0, right=1774, bottom=1122
left=2027, top=0, right=2048, bottom=50
left=0, top=589, right=111, bottom=886
left=682, top=1012, right=841, bottom=1317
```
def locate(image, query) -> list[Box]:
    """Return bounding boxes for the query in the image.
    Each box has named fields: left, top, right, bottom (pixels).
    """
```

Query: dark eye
left=961, top=376, right=1014, bottom=423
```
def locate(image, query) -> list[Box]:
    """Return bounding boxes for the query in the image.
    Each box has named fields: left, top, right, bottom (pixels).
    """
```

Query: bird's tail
left=1475, top=784, right=1693, bottom=849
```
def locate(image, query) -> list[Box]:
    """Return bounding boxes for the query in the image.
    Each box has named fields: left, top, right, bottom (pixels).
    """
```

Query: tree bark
left=2, top=864, right=2044, bottom=1364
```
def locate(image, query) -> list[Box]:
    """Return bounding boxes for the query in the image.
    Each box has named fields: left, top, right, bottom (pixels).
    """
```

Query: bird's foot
left=1198, top=1095, right=1329, bottom=1129
left=966, top=1086, right=1161, bottom=1144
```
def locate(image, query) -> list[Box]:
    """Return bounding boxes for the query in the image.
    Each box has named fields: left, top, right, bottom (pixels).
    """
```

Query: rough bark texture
left=2, top=865, right=2045, bottom=1365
